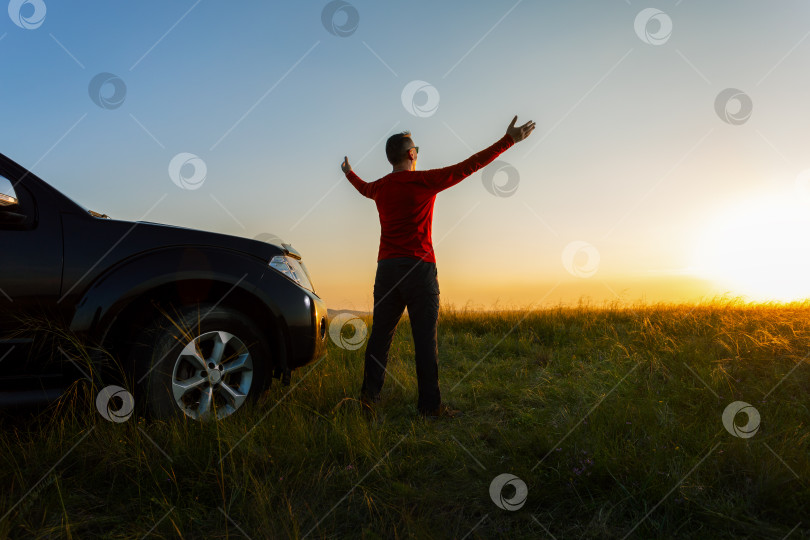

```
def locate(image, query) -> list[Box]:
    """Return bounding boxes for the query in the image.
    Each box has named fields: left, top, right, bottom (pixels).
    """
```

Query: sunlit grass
left=1, top=298, right=809, bottom=538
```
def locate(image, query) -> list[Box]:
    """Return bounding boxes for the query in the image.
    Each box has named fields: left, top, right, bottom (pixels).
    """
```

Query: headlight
left=269, top=255, right=315, bottom=292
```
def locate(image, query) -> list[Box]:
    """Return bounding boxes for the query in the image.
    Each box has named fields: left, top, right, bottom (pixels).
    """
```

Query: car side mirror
left=0, top=196, right=27, bottom=226
left=0, top=192, right=18, bottom=206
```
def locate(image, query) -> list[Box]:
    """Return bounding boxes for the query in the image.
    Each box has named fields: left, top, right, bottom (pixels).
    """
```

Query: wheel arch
left=100, top=278, right=290, bottom=382
left=67, top=246, right=292, bottom=380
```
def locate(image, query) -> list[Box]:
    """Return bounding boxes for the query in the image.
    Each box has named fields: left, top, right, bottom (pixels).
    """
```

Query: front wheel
left=131, top=304, right=271, bottom=420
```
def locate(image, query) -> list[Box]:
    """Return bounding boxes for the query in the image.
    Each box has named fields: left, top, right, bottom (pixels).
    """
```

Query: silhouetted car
left=0, top=153, right=328, bottom=420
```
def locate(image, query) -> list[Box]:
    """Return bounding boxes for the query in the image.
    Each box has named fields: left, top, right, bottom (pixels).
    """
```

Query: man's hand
left=506, top=115, right=536, bottom=143
left=341, top=156, right=352, bottom=174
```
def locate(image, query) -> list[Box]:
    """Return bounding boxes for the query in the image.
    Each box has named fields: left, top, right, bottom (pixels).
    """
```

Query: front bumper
left=253, top=268, right=328, bottom=370
left=307, top=290, right=329, bottom=365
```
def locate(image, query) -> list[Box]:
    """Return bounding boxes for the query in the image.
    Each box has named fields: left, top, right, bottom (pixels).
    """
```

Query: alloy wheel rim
left=171, top=330, right=254, bottom=420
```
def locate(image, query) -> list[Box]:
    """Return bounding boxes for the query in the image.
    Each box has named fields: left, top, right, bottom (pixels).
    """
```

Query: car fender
left=69, top=246, right=276, bottom=339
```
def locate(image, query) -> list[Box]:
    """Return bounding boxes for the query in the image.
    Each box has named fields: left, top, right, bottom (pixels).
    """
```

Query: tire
left=130, top=303, right=271, bottom=420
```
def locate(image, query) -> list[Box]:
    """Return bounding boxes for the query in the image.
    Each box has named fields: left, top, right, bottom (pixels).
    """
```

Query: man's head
left=386, top=131, right=418, bottom=170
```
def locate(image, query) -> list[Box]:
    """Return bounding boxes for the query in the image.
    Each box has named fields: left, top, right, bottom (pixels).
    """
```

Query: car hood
left=129, top=220, right=286, bottom=260
left=63, top=214, right=287, bottom=262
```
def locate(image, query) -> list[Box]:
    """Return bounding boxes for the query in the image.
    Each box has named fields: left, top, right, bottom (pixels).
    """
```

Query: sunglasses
left=411, top=146, right=419, bottom=155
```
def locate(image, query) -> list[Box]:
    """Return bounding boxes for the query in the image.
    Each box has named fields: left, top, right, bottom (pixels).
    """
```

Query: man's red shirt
left=345, top=133, right=514, bottom=263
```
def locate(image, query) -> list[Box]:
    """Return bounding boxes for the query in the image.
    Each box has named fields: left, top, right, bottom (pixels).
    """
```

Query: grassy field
left=1, top=299, right=809, bottom=539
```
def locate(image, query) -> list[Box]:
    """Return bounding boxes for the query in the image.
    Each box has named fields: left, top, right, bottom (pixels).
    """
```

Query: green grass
left=1, top=299, right=809, bottom=539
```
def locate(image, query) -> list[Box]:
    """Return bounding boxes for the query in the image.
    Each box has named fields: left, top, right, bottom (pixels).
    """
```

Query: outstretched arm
left=425, top=115, right=536, bottom=193
left=341, top=156, right=375, bottom=199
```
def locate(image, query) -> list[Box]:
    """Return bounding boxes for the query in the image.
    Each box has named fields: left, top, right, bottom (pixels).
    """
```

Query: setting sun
left=693, top=189, right=810, bottom=303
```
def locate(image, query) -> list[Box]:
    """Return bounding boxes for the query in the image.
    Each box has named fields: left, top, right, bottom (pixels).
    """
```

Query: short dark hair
left=385, top=131, right=413, bottom=165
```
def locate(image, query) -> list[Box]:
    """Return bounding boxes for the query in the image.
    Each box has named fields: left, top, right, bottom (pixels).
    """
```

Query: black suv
left=0, top=153, right=328, bottom=420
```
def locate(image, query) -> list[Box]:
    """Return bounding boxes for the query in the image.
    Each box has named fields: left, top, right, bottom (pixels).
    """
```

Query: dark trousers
left=361, top=257, right=441, bottom=413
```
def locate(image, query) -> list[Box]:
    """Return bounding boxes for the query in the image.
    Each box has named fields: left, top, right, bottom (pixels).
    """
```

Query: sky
left=2, top=0, right=810, bottom=311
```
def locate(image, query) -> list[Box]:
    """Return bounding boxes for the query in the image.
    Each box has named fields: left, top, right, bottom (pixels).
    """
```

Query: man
left=341, top=115, right=536, bottom=418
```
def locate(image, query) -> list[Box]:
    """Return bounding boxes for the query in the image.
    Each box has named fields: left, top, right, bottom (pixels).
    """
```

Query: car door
left=0, top=171, right=64, bottom=381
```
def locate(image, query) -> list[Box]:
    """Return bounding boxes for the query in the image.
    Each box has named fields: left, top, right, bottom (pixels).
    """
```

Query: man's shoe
left=359, top=394, right=382, bottom=420
left=419, top=403, right=463, bottom=419
left=360, top=393, right=380, bottom=409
